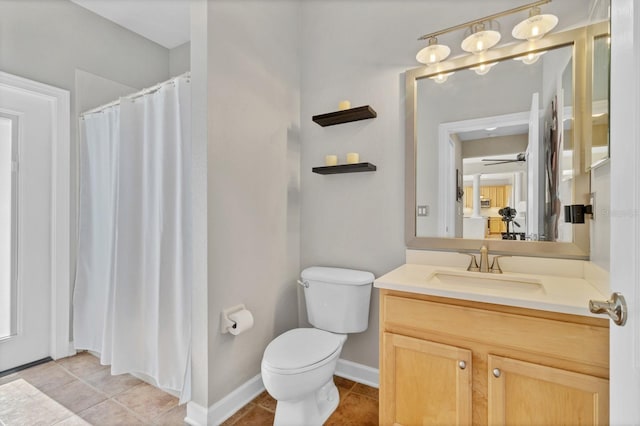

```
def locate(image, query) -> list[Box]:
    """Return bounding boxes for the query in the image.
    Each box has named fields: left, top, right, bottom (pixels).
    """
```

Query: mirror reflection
left=591, top=35, right=610, bottom=167
left=416, top=44, right=577, bottom=242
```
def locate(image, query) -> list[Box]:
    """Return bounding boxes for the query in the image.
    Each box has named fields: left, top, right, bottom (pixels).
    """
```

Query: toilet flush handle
left=297, top=279, right=309, bottom=288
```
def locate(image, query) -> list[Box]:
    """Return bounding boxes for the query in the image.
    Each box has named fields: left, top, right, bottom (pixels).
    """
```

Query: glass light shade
left=461, top=30, right=501, bottom=54
left=470, top=62, right=498, bottom=75
left=416, top=43, right=451, bottom=65
left=429, top=72, right=454, bottom=84
left=512, top=13, right=558, bottom=41
left=514, top=51, right=546, bottom=65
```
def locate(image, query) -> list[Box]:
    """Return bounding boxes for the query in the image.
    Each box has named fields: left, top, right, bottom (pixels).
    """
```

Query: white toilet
left=261, top=266, right=374, bottom=426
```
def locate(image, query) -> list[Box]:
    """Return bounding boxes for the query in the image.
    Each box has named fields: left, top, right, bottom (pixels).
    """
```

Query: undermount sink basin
left=426, top=270, right=545, bottom=294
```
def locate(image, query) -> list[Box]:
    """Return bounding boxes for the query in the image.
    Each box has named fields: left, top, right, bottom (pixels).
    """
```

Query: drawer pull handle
left=492, top=368, right=501, bottom=378
left=458, top=361, right=466, bottom=370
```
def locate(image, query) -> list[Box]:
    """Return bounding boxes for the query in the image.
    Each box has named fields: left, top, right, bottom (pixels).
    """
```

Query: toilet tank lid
left=301, top=267, right=374, bottom=286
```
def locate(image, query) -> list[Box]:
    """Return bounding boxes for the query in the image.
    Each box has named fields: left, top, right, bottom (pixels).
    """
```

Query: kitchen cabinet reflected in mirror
left=416, top=44, right=577, bottom=243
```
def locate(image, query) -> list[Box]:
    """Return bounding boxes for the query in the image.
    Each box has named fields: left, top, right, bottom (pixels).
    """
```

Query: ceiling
left=456, top=123, right=529, bottom=142
left=70, top=0, right=190, bottom=49
left=68, top=0, right=602, bottom=55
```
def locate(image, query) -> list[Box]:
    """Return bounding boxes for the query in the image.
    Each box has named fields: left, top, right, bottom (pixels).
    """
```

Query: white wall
left=204, top=0, right=301, bottom=405
left=0, top=0, right=172, bottom=343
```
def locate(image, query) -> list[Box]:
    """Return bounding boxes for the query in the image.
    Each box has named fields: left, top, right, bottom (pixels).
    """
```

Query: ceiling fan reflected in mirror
left=482, top=152, right=527, bottom=166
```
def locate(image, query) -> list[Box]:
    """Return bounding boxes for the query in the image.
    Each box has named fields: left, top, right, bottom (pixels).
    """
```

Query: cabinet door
left=488, top=355, right=609, bottom=425
left=489, top=218, right=501, bottom=234
left=489, top=187, right=498, bottom=207
left=381, top=332, right=472, bottom=426
left=464, top=186, right=472, bottom=209
left=495, top=186, right=505, bottom=208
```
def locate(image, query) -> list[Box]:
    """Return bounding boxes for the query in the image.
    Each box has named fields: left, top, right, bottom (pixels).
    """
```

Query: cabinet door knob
left=492, top=368, right=501, bottom=378
left=458, top=361, right=466, bottom=370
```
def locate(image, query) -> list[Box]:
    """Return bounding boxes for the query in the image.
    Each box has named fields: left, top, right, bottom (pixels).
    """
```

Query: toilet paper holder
left=221, top=304, right=248, bottom=334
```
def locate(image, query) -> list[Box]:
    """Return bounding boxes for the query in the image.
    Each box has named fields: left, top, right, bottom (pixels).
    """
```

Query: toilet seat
left=262, top=328, right=344, bottom=375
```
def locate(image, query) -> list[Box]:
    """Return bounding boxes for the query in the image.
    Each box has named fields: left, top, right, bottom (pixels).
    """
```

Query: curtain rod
left=80, top=71, right=191, bottom=118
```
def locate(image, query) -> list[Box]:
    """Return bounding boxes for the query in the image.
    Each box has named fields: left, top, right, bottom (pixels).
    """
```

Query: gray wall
left=299, top=0, right=595, bottom=370
left=299, top=1, right=431, bottom=370
left=204, top=0, right=301, bottom=405
left=170, top=42, right=191, bottom=76
left=0, top=0, right=172, bottom=343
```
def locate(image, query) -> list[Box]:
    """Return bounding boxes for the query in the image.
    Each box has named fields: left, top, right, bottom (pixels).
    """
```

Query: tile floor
left=0, top=352, right=185, bottom=425
left=0, top=353, right=379, bottom=425
left=221, top=376, right=379, bottom=426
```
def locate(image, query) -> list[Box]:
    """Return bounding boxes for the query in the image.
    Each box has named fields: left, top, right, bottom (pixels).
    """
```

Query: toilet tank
left=301, top=267, right=374, bottom=333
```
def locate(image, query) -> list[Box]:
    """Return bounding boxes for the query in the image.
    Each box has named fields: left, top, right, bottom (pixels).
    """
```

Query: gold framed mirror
left=405, top=22, right=609, bottom=258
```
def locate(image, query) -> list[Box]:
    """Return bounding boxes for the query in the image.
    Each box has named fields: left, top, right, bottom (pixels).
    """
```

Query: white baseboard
left=335, top=358, right=379, bottom=388
left=185, top=359, right=379, bottom=425
left=185, top=400, right=209, bottom=426
left=186, top=373, right=265, bottom=425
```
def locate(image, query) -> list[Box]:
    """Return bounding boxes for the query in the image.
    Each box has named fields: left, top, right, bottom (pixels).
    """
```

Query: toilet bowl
left=261, top=267, right=374, bottom=426
left=261, top=328, right=347, bottom=425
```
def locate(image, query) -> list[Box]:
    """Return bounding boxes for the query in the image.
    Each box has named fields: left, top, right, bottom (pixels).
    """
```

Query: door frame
left=0, top=71, right=71, bottom=361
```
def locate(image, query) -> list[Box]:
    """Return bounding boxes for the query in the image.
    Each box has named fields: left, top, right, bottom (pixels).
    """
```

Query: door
left=488, top=355, right=608, bottom=425
left=381, top=332, right=472, bottom=425
left=609, top=0, right=640, bottom=423
left=0, top=114, right=18, bottom=343
left=0, top=72, right=70, bottom=371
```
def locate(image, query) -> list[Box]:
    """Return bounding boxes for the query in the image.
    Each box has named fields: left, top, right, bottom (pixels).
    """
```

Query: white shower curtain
left=74, top=74, right=191, bottom=402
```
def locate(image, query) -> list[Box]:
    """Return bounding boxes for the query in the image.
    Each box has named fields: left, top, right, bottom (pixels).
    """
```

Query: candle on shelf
left=346, top=152, right=360, bottom=164
left=325, top=155, right=338, bottom=166
left=338, top=100, right=351, bottom=111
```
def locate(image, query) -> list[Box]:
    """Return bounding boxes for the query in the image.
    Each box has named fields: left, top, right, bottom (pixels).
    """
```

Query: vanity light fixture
left=416, top=37, right=451, bottom=65
left=470, top=62, right=499, bottom=75
left=461, top=22, right=501, bottom=55
left=416, top=0, right=557, bottom=64
left=513, top=51, right=546, bottom=64
left=429, top=72, right=454, bottom=84
left=512, top=6, right=558, bottom=41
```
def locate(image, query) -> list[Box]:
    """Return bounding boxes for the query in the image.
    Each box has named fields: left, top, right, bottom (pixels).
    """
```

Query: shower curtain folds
left=73, top=74, right=191, bottom=403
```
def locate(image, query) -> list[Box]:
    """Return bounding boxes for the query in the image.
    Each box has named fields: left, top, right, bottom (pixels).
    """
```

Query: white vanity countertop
left=374, top=263, right=607, bottom=318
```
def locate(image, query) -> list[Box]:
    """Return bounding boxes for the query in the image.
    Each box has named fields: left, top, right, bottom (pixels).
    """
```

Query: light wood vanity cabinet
left=379, top=290, right=610, bottom=426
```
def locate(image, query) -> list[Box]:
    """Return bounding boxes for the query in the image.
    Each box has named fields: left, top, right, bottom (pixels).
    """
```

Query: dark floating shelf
left=312, top=162, right=377, bottom=175
left=312, top=105, right=377, bottom=127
